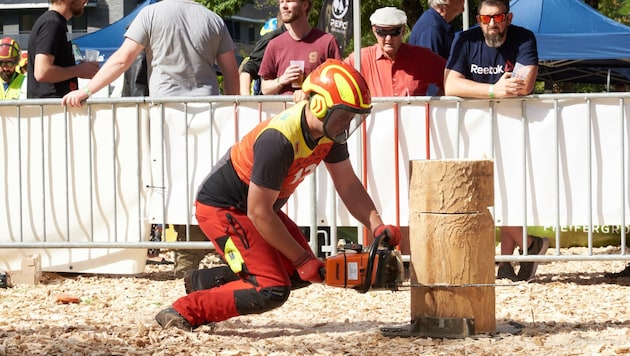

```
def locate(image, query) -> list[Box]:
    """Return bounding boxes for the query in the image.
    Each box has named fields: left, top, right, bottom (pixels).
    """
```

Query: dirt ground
left=1, top=247, right=629, bottom=356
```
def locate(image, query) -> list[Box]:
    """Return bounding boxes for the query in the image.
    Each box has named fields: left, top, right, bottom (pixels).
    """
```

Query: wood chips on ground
left=1, top=247, right=629, bottom=355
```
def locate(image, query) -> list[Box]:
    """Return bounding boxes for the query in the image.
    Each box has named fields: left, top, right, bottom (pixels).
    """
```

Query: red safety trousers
left=172, top=201, right=313, bottom=327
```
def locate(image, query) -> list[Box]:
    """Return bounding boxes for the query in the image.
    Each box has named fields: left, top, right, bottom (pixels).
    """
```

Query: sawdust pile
left=1, top=247, right=629, bottom=355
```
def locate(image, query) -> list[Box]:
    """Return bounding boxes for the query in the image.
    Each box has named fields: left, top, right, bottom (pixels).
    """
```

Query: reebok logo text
left=471, top=64, right=504, bottom=75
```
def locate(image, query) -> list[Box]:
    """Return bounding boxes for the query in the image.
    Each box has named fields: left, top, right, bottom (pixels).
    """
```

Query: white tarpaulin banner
left=0, top=103, right=151, bottom=273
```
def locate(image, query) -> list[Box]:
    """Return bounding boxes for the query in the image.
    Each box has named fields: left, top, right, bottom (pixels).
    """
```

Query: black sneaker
left=605, top=264, right=630, bottom=278
left=517, top=236, right=549, bottom=281
left=155, top=307, right=193, bottom=331
left=497, top=263, right=518, bottom=281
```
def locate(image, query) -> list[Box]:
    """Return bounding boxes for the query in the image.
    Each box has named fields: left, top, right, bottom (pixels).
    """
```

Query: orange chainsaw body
left=325, top=250, right=379, bottom=289
left=324, top=239, right=403, bottom=293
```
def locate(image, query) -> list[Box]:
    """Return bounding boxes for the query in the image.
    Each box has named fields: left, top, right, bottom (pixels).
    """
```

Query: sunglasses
left=0, top=61, right=17, bottom=69
left=374, top=27, right=402, bottom=38
left=478, top=13, right=508, bottom=25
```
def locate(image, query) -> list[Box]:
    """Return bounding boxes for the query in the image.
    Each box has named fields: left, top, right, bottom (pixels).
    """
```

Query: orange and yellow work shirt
left=197, top=101, right=348, bottom=212
left=345, top=43, right=445, bottom=97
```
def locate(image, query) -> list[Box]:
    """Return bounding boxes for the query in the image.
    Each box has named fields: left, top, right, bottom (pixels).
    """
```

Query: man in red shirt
left=344, top=7, right=446, bottom=97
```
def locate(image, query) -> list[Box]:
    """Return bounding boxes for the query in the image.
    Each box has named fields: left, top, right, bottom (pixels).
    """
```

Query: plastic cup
left=84, top=49, right=100, bottom=62
left=290, top=60, right=305, bottom=88
left=512, top=62, right=530, bottom=80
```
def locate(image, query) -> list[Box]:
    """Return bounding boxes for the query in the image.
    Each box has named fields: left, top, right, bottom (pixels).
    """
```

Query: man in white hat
left=344, top=6, right=445, bottom=97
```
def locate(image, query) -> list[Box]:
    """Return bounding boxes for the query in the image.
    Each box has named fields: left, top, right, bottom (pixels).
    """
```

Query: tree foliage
left=196, top=0, right=258, bottom=17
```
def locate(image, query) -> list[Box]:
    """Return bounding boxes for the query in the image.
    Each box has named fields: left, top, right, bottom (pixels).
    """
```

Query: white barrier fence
left=0, top=94, right=628, bottom=273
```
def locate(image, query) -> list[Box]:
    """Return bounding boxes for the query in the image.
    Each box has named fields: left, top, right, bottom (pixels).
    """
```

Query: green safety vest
left=1, top=73, right=26, bottom=100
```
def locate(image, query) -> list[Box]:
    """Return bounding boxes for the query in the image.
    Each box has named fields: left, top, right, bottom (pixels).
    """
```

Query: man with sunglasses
left=445, top=0, right=547, bottom=282
left=345, top=7, right=445, bottom=97
left=444, top=0, right=538, bottom=98
left=0, top=37, right=26, bottom=100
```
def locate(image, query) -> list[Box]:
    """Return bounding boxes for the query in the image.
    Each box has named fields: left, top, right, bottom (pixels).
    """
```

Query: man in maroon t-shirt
left=258, top=0, right=340, bottom=99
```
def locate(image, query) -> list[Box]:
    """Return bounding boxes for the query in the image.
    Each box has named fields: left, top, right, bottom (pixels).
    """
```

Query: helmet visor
left=323, top=106, right=367, bottom=144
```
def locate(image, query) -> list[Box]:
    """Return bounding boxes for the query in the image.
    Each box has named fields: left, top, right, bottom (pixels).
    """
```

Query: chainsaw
left=324, top=232, right=404, bottom=293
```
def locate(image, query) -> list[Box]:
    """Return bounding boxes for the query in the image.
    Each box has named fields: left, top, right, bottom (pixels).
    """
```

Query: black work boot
left=155, top=307, right=193, bottom=331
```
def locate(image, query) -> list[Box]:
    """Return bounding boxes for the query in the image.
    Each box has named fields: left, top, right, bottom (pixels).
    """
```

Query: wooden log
left=409, top=159, right=495, bottom=334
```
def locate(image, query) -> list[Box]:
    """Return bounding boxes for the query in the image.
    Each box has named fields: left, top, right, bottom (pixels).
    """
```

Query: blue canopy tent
left=510, top=0, right=630, bottom=87
left=73, top=0, right=157, bottom=61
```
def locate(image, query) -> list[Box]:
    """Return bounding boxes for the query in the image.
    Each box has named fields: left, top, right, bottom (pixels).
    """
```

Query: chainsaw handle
left=356, top=231, right=389, bottom=293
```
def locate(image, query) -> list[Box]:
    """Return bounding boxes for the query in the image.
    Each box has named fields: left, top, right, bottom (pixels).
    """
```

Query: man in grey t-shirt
left=62, top=0, right=239, bottom=102
left=62, top=0, right=240, bottom=277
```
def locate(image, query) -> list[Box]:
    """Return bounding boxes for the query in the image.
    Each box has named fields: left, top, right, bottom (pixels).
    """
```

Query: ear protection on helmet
left=309, top=93, right=328, bottom=119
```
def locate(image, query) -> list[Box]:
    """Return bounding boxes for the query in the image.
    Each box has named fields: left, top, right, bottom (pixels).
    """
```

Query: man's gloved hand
left=373, top=224, right=401, bottom=246
left=293, top=249, right=325, bottom=283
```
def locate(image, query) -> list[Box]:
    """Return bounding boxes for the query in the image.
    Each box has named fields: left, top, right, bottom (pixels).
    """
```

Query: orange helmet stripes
left=302, top=59, right=372, bottom=119
left=0, top=37, right=20, bottom=61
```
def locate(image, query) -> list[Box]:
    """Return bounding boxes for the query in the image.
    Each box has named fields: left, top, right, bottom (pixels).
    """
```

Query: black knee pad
left=186, top=265, right=240, bottom=293
left=234, top=285, right=290, bottom=315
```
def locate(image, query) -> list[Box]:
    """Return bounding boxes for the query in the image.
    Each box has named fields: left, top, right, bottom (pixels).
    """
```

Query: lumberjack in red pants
left=155, top=60, right=401, bottom=331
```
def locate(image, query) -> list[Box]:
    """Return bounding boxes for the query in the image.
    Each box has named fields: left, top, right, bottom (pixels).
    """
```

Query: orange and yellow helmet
left=0, top=37, right=20, bottom=61
left=302, top=59, right=372, bottom=119
left=302, top=59, right=372, bottom=143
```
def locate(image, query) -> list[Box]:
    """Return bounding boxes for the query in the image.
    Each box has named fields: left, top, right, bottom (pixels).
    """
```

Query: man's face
left=68, top=0, right=88, bottom=18
left=279, top=0, right=307, bottom=24
left=477, top=3, right=512, bottom=48
left=0, top=60, right=17, bottom=82
left=372, top=26, right=404, bottom=58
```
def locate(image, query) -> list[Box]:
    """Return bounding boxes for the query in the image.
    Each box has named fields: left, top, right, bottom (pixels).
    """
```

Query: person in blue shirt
left=409, top=0, right=465, bottom=60
left=445, top=0, right=538, bottom=99
left=445, top=0, right=547, bottom=282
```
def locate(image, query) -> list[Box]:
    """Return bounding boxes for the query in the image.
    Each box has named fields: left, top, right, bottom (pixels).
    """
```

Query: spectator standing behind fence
left=154, top=59, right=402, bottom=331
left=444, top=0, right=548, bottom=282
left=61, top=0, right=240, bottom=278
left=239, top=17, right=288, bottom=95
left=409, top=0, right=465, bottom=60
left=27, top=0, right=99, bottom=98
left=258, top=0, right=340, bottom=100
left=0, top=37, right=26, bottom=100
left=344, top=7, right=445, bottom=97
